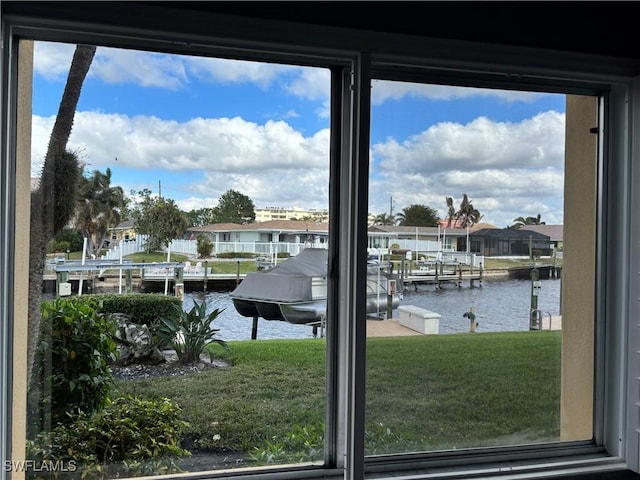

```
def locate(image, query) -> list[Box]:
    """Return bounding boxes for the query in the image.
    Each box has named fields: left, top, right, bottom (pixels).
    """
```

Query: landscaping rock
left=110, top=313, right=166, bottom=365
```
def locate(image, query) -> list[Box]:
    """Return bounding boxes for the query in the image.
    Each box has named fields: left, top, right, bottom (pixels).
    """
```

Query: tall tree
left=185, top=207, right=215, bottom=227
left=396, top=204, right=440, bottom=227
left=131, top=189, right=189, bottom=252
left=212, top=189, right=256, bottom=224
left=445, top=196, right=456, bottom=228
left=372, top=212, right=396, bottom=226
left=76, top=167, right=125, bottom=257
left=512, top=213, right=546, bottom=229
left=28, top=44, right=96, bottom=387
left=455, top=193, right=483, bottom=229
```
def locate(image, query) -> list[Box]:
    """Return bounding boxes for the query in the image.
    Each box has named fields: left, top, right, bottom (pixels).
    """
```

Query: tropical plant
left=454, top=193, right=483, bottom=229
left=372, top=212, right=396, bottom=226
left=211, top=189, right=256, bottom=224
left=396, top=204, right=440, bottom=227
left=512, top=213, right=546, bottom=229
left=157, top=300, right=229, bottom=364
left=34, top=297, right=117, bottom=428
left=76, top=167, right=125, bottom=257
left=445, top=196, right=456, bottom=228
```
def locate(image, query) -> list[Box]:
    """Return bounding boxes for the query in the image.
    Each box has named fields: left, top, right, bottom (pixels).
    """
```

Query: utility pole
left=158, top=179, right=162, bottom=198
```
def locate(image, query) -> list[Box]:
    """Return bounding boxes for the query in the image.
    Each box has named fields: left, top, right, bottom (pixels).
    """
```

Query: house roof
left=471, top=228, right=550, bottom=240
left=189, top=220, right=329, bottom=234
left=111, top=219, right=136, bottom=230
left=469, top=222, right=499, bottom=231
left=369, top=225, right=467, bottom=236
left=521, top=225, right=564, bottom=241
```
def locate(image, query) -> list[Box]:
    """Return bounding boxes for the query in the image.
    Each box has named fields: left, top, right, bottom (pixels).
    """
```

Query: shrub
left=36, top=297, right=117, bottom=426
left=47, top=239, right=70, bottom=254
left=196, top=233, right=213, bottom=258
left=216, top=251, right=256, bottom=259
left=27, top=395, right=190, bottom=479
left=80, top=293, right=182, bottom=331
left=157, top=300, right=229, bottom=364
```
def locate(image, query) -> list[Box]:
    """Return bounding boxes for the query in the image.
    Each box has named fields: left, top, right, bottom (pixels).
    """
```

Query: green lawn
left=113, top=331, right=561, bottom=461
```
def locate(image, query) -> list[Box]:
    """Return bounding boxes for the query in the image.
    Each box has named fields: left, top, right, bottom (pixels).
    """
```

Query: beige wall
left=12, top=39, right=33, bottom=480
left=561, top=95, right=598, bottom=440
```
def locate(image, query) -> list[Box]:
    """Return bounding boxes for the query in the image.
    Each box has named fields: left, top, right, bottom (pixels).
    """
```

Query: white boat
left=230, top=248, right=400, bottom=325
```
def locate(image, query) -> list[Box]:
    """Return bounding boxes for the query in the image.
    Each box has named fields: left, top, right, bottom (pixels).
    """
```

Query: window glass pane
left=365, top=79, right=592, bottom=455
left=26, top=40, right=329, bottom=476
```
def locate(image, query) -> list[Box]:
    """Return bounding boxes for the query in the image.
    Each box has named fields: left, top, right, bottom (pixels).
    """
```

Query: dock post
left=251, top=316, right=258, bottom=339
left=469, top=307, right=477, bottom=332
left=458, top=263, right=462, bottom=287
left=175, top=267, right=184, bottom=300
left=203, top=260, right=208, bottom=292
left=125, top=269, right=133, bottom=293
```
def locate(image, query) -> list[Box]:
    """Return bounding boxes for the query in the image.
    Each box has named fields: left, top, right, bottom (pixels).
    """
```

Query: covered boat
left=230, top=248, right=400, bottom=324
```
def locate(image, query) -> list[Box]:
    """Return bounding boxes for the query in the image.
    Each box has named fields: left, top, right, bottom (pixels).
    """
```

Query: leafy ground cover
left=113, top=331, right=561, bottom=464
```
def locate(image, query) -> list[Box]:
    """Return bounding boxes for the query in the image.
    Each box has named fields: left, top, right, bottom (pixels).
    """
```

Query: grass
left=113, top=331, right=561, bottom=460
left=125, top=251, right=189, bottom=263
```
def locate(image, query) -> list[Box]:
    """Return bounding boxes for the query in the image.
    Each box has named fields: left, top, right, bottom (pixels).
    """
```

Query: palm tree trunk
left=27, top=44, right=96, bottom=390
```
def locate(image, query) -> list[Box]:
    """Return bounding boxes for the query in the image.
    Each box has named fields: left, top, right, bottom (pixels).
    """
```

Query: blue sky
left=31, top=41, right=566, bottom=227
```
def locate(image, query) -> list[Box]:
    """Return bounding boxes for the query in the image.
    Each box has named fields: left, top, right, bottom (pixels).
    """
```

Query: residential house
left=187, top=220, right=329, bottom=255
left=521, top=224, right=564, bottom=252
left=367, top=224, right=467, bottom=256
left=470, top=228, right=552, bottom=257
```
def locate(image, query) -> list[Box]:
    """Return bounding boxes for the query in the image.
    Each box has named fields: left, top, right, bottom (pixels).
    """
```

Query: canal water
left=183, top=277, right=562, bottom=341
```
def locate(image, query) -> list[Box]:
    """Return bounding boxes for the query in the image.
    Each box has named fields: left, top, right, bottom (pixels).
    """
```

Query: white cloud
left=31, top=111, right=331, bottom=209
left=371, top=80, right=547, bottom=105
left=92, top=48, right=188, bottom=89
left=285, top=68, right=330, bottom=100
left=374, top=111, right=565, bottom=175
left=32, top=108, right=564, bottom=226
left=33, top=42, right=76, bottom=80
left=185, top=56, right=296, bottom=88
left=368, top=111, right=565, bottom=227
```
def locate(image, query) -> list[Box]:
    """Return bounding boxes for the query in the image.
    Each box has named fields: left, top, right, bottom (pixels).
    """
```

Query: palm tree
left=76, top=167, right=125, bottom=257
left=455, top=193, right=482, bottom=229
left=445, top=197, right=456, bottom=228
left=372, top=212, right=396, bottom=226
left=512, top=213, right=545, bottom=229
left=28, top=44, right=97, bottom=388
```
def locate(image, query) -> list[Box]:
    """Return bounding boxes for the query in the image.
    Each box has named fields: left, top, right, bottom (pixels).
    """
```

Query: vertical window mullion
left=332, top=53, right=372, bottom=480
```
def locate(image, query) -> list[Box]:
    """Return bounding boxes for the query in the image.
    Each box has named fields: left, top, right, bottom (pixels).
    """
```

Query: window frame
left=2, top=4, right=639, bottom=479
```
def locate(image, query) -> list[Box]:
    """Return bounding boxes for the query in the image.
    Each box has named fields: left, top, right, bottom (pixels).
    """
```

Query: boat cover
left=230, top=248, right=328, bottom=303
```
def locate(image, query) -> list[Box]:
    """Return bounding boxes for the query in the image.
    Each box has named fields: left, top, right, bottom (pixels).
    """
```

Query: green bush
left=216, top=251, right=256, bottom=258
left=27, top=395, right=190, bottom=479
left=47, top=228, right=84, bottom=253
left=47, top=239, right=70, bottom=254
left=36, top=298, right=117, bottom=426
left=196, top=233, right=213, bottom=258
left=81, top=293, right=182, bottom=330
left=157, top=300, right=229, bottom=364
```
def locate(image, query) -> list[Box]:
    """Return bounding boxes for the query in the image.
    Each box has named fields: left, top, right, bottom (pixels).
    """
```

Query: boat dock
left=398, top=261, right=483, bottom=290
